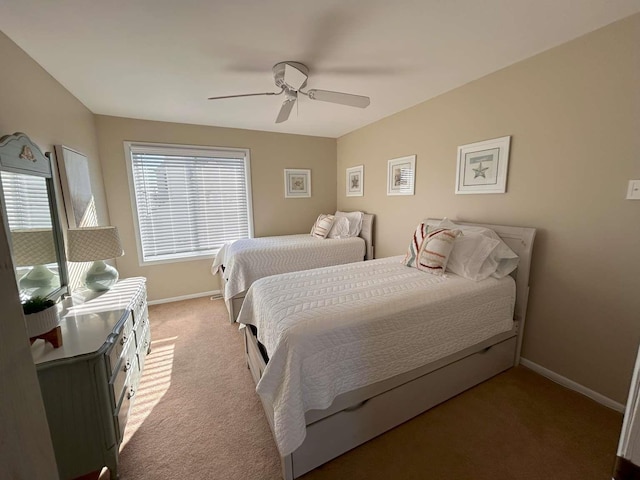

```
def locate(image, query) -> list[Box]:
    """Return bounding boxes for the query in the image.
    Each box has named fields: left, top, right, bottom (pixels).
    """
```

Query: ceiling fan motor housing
left=273, top=61, right=309, bottom=90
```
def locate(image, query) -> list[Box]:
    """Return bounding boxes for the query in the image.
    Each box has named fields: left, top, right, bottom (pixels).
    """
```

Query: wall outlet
left=627, top=180, right=640, bottom=200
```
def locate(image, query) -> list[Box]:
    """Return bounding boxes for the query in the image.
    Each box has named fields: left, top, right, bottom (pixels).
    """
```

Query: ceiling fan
left=208, top=61, right=371, bottom=124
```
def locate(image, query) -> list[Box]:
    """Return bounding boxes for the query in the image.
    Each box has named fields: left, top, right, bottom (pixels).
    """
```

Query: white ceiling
left=1, top=0, right=639, bottom=138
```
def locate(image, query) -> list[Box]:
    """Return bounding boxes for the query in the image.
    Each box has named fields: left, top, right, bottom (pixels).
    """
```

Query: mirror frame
left=0, top=132, right=69, bottom=301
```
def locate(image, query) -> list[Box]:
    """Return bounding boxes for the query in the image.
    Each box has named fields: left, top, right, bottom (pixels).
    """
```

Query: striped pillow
left=402, top=222, right=428, bottom=268
left=402, top=223, right=461, bottom=274
left=311, top=214, right=335, bottom=239
left=416, top=226, right=461, bottom=275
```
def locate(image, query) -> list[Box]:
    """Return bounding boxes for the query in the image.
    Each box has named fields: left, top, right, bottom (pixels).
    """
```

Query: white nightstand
left=31, top=277, right=150, bottom=480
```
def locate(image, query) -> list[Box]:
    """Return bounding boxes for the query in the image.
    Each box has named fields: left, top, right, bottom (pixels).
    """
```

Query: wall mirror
left=0, top=132, right=68, bottom=301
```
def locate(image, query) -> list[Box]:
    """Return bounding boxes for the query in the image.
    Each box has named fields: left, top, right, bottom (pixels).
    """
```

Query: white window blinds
left=127, top=143, right=253, bottom=263
left=0, top=172, right=52, bottom=229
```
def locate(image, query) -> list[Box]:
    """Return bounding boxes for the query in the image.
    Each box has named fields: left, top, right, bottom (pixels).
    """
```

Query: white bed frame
left=243, top=219, right=536, bottom=480
left=220, top=213, right=375, bottom=323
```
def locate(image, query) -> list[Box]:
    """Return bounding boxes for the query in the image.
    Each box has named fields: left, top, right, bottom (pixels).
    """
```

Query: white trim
left=520, top=358, right=625, bottom=412
left=147, top=290, right=221, bottom=306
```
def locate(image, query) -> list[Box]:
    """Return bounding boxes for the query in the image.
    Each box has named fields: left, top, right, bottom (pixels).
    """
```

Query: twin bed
left=233, top=218, right=536, bottom=479
left=212, top=213, right=374, bottom=322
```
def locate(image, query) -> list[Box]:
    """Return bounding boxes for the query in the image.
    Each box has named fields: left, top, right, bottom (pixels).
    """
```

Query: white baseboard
left=520, top=358, right=625, bottom=413
left=148, top=290, right=222, bottom=306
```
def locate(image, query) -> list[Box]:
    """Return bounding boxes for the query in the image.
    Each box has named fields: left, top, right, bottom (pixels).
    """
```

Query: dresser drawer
left=132, top=290, right=147, bottom=325
left=114, top=356, right=141, bottom=443
left=109, top=336, right=137, bottom=409
left=107, top=312, right=134, bottom=376
left=137, top=325, right=151, bottom=372
left=114, top=382, right=133, bottom=443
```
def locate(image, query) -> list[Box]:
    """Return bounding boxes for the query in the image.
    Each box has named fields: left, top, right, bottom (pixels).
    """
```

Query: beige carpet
left=98, top=297, right=622, bottom=480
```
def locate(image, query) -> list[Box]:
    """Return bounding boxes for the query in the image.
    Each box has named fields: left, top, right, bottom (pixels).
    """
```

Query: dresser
left=31, top=277, right=150, bottom=480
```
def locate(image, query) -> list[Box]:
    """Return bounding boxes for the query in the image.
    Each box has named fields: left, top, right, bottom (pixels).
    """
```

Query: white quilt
left=211, top=234, right=365, bottom=300
left=237, top=256, right=516, bottom=456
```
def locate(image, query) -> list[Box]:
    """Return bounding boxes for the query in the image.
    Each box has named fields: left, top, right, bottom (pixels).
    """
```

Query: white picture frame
left=387, top=155, right=416, bottom=196
left=346, top=165, right=364, bottom=197
left=284, top=169, right=311, bottom=198
left=54, top=145, right=97, bottom=227
left=455, top=136, right=511, bottom=194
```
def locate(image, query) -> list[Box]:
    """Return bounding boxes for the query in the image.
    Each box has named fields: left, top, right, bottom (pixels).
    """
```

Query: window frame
left=124, top=141, right=254, bottom=266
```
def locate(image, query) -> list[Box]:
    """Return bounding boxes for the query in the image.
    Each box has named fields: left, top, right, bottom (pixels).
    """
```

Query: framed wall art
left=284, top=168, right=311, bottom=198
left=387, top=155, right=416, bottom=196
left=346, top=165, right=363, bottom=197
left=455, top=136, right=511, bottom=194
left=54, top=145, right=97, bottom=227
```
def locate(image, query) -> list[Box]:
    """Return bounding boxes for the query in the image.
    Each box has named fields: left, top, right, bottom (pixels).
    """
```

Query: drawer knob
left=127, top=387, right=135, bottom=400
left=123, top=360, right=132, bottom=372
left=120, top=334, right=128, bottom=346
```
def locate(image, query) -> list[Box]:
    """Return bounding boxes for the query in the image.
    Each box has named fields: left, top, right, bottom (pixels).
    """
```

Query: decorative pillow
left=327, top=216, right=350, bottom=239
left=402, top=223, right=460, bottom=275
left=310, top=214, right=335, bottom=239
left=438, top=218, right=519, bottom=280
left=334, top=211, right=364, bottom=237
left=402, top=222, right=428, bottom=268
left=415, top=227, right=461, bottom=275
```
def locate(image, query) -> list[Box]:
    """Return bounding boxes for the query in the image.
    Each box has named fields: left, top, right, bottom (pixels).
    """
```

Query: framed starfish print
left=455, top=136, right=511, bottom=194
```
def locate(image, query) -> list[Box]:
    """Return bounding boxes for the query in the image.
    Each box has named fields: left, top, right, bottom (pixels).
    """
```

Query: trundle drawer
left=245, top=327, right=265, bottom=384
left=292, top=336, right=517, bottom=478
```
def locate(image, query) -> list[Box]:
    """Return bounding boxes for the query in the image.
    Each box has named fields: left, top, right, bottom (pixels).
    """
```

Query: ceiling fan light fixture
left=208, top=60, right=370, bottom=123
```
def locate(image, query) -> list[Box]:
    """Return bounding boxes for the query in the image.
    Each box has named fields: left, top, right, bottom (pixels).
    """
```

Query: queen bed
left=212, top=212, right=374, bottom=323
left=236, top=219, right=536, bottom=479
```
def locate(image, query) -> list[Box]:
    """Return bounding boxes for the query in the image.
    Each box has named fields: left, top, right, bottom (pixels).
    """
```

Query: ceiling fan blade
left=307, top=89, right=370, bottom=108
left=208, top=91, right=281, bottom=101
left=275, top=99, right=296, bottom=124
left=284, top=63, right=308, bottom=91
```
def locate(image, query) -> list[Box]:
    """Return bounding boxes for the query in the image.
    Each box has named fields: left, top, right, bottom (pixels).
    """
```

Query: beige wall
left=0, top=32, right=109, bottom=229
left=95, top=115, right=336, bottom=301
left=337, top=14, right=640, bottom=404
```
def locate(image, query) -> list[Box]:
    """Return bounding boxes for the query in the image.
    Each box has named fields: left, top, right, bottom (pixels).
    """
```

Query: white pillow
left=438, top=218, right=519, bottom=280
left=335, top=211, right=364, bottom=237
left=327, top=216, right=350, bottom=239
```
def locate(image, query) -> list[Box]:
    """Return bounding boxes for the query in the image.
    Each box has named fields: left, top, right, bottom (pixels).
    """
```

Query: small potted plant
left=22, top=296, right=59, bottom=338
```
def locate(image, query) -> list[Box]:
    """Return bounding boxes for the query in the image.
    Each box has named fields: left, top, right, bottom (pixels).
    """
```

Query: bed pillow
left=402, top=223, right=460, bottom=275
left=415, top=226, right=461, bottom=275
left=334, top=211, right=364, bottom=237
left=438, top=218, right=519, bottom=280
left=327, top=216, right=350, bottom=239
left=310, top=214, right=335, bottom=239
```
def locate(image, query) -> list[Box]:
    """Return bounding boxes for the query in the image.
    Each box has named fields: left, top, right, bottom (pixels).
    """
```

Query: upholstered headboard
left=426, top=218, right=536, bottom=363
left=359, top=214, right=374, bottom=260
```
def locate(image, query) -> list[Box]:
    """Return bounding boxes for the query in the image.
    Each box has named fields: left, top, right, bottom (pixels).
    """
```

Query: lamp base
left=19, top=264, right=57, bottom=289
left=84, top=260, right=119, bottom=292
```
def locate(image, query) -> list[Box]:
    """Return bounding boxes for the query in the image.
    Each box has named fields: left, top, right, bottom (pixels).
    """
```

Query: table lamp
left=11, top=228, right=58, bottom=289
left=67, top=226, right=124, bottom=291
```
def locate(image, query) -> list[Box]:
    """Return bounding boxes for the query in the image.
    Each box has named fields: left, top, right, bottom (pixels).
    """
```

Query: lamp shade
left=11, top=228, right=57, bottom=266
left=67, top=226, right=124, bottom=262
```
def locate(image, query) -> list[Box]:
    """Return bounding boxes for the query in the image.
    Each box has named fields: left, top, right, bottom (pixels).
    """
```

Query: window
left=125, top=142, right=253, bottom=264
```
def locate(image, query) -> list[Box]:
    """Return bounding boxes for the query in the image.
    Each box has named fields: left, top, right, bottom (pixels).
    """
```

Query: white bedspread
left=211, top=234, right=365, bottom=300
left=237, top=256, right=515, bottom=456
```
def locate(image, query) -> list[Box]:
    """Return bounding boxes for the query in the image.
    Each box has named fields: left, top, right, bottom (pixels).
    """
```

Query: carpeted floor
left=96, top=296, right=623, bottom=480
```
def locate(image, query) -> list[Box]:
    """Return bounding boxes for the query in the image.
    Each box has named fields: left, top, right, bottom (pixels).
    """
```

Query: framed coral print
left=346, top=165, right=363, bottom=197
left=387, top=155, right=415, bottom=196
left=284, top=169, right=311, bottom=198
left=455, top=136, right=511, bottom=194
